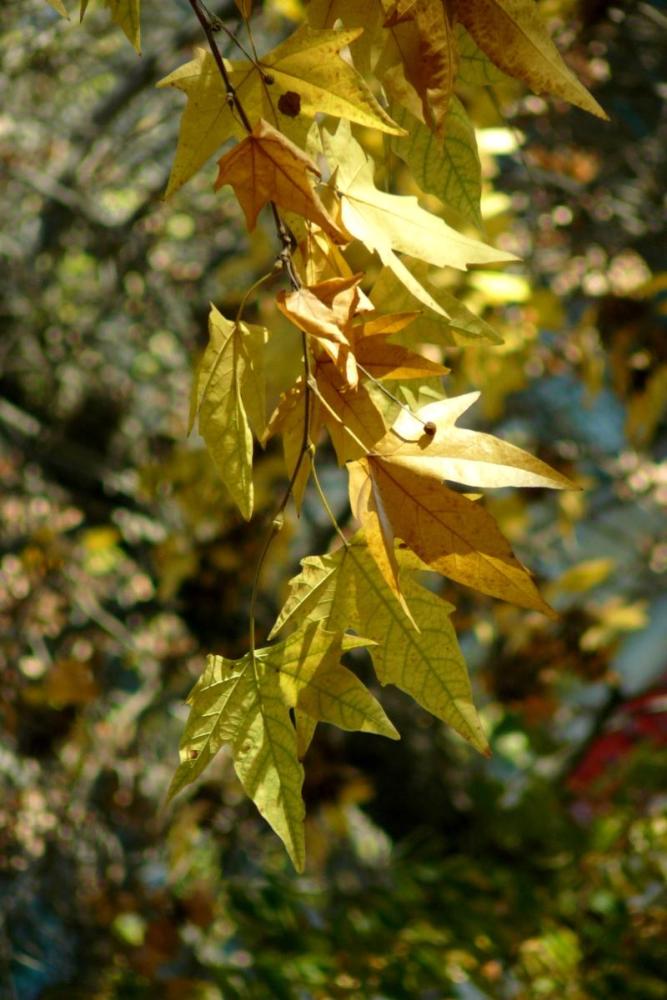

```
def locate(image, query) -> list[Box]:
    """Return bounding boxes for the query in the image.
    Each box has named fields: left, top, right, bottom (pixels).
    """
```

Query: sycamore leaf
left=350, top=456, right=556, bottom=615
left=390, top=97, right=483, bottom=229
left=453, top=0, right=607, bottom=119
left=274, top=622, right=399, bottom=740
left=264, top=378, right=322, bottom=512
left=370, top=265, right=503, bottom=346
left=272, top=539, right=488, bottom=753
left=315, top=366, right=399, bottom=464
left=168, top=650, right=305, bottom=871
left=379, top=391, right=575, bottom=489
left=382, top=0, right=458, bottom=136
left=455, top=23, right=508, bottom=86
left=306, top=0, right=383, bottom=74
left=190, top=305, right=268, bottom=520
left=158, top=27, right=403, bottom=197
left=295, top=709, right=317, bottom=759
left=276, top=276, right=363, bottom=388
left=322, top=120, right=515, bottom=314
left=214, top=120, right=348, bottom=244
left=46, top=0, right=68, bottom=16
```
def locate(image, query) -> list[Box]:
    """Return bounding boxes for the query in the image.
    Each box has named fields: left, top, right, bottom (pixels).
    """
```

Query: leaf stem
left=310, top=455, right=349, bottom=548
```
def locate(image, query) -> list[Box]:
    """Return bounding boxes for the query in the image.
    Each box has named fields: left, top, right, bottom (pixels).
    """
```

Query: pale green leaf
left=273, top=622, right=398, bottom=740
left=168, top=651, right=305, bottom=871
left=370, top=265, right=503, bottom=346
left=272, top=540, right=489, bottom=753
left=390, top=97, right=482, bottom=229
left=191, top=305, right=268, bottom=520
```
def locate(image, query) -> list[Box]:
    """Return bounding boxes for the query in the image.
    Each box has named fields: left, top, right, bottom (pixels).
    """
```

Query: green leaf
left=390, top=97, right=482, bottom=229
left=455, top=23, right=508, bottom=86
left=272, top=540, right=489, bottom=753
left=158, top=26, right=403, bottom=197
left=190, top=305, right=268, bottom=520
left=168, top=650, right=306, bottom=871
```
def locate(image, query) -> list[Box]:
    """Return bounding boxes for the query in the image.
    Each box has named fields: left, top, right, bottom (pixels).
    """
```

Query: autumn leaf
left=272, top=539, right=489, bottom=753
left=167, top=649, right=306, bottom=871
left=190, top=305, right=268, bottom=520
left=390, top=97, right=483, bottom=229
left=453, top=0, right=607, bottom=119
left=274, top=622, right=399, bottom=741
left=158, top=26, right=403, bottom=197
left=378, top=391, right=575, bottom=489
left=455, top=22, right=508, bottom=86
left=382, top=0, right=458, bottom=136
left=276, top=275, right=363, bottom=388
left=315, top=368, right=399, bottom=465
left=370, top=265, right=504, bottom=346
left=349, top=456, right=556, bottom=615
left=214, top=119, right=348, bottom=244
left=322, top=120, right=516, bottom=314
left=306, top=0, right=383, bottom=74
left=263, top=378, right=323, bottom=512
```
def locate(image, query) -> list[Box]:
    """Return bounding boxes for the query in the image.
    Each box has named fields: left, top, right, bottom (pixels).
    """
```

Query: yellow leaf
left=101, top=1, right=141, bottom=53
left=453, top=0, right=607, bottom=119
left=264, top=378, right=322, bottom=512
left=455, top=22, right=508, bottom=85
left=379, top=391, right=575, bottom=489
left=168, top=650, right=306, bottom=871
left=315, top=367, right=398, bottom=464
left=370, top=265, right=503, bottom=346
left=158, top=26, right=403, bottom=196
left=322, top=120, right=516, bottom=314
left=214, top=119, right=348, bottom=244
left=190, top=306, right=268, bottom=520
left=306, top=0, right=383, bottom=74
left=272, top=539, right=489, bottom=753
left=351, top=456, right=556, bottom=615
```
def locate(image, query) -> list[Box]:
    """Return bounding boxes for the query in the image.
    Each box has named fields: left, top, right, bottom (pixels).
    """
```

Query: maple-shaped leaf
left=167, top=648, right=306, bottom=871
left=381, top=0, right=458, bottom=136
left=453, top=0, right=607, bottom=119
left=390, top=97, right=483, bottom=229
left=315, top=366, right=400, bottom=465
left=343, top=313, right=449, bottom=381
left=274, top=622, right=399, bottom=741
left=214, top=119, right=348, bottom=244
left=370, top=265, right=503, bottom=346
left=349, top=456, right=556, bottom=615
left=276, top=275, right=364, bottom=388
left=157, top=26, right=403, bottom=197
left=190, top=305, right=268, bottom=520
left=378, top=391, right=575, bottom=489
left=271, top=539, right=489, bottom=753
left=306, top=0, right=383, bottom=75
left=322, top=120, right=515, bottom=314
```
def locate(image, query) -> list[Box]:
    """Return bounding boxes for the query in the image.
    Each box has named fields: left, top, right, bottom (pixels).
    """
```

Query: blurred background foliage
left=1, top=1, right=665, bottom=997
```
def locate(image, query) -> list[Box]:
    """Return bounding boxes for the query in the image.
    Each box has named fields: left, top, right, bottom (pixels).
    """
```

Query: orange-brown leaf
left=363, top=456, right=556, bottom=615
left=383, top=0, right=458, bottom=135
left=214, top=119, right=348, bottom=243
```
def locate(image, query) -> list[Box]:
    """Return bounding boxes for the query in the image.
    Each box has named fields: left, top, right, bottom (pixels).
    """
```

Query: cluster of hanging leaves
left=47, top=0, right=607, bottom=870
